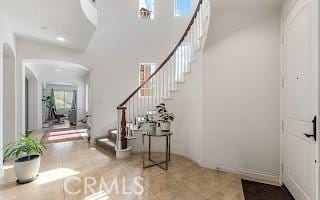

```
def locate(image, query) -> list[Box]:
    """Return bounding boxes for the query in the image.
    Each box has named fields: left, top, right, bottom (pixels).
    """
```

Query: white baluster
left=166, top=65, right=170, bottom=97
left=171, top=56, right=175, bottom=90
left=162, top=69, right=165, bottom=99
left=147, top=80, right=149, bottom=115
left=181, top=45, right=184, bottom=78
left=174, top=52, right=177, bottom=82
left=132, top=95, right=134, bottom=130
left=128, top=100, right=130, bottom=136
left=192, top=20, right=196, bottom=50
left=199, top=5, right=203, bottom=38
left=151, top=77, right=153, bottom=112
left=168, top=59, right=171, bottom=93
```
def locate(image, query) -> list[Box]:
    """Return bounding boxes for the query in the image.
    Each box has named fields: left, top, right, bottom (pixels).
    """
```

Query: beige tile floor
left=0, top=137, right=245, bottom=200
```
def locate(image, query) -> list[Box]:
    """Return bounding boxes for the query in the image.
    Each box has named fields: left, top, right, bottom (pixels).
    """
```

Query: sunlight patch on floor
left=84, top=191, right=111, bottom=200
left=37, top=168, right=79, bottom=185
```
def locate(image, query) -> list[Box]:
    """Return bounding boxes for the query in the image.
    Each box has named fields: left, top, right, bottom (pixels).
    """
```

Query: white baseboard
left=201, top=160, right=280, bottom=186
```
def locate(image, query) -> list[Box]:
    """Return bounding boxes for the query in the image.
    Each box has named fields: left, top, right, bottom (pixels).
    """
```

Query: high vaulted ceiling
left=0, top=0, right=97, bottom=50
left=213, top=0, right=283, bottom=9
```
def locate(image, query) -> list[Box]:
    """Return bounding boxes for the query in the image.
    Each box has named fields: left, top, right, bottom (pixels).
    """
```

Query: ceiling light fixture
left=56, top=37, right=66, bottom=42
left=56, top=69, right=62, bottom=72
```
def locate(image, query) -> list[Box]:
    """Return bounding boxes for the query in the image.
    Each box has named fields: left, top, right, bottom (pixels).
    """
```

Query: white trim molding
left=201, top=160, right=280, bottom=186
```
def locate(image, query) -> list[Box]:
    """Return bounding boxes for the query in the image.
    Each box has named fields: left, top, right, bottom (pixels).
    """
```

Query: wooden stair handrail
left=118, top=0, right=203, bottom=109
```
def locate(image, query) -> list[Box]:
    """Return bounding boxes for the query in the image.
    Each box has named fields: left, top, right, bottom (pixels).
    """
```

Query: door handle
left=304, top=116, right=317, bottom=141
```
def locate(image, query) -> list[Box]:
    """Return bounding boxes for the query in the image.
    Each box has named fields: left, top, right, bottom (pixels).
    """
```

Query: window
left=139, top=63, right=156, bottom=97
left=54, top=90, right=74, bottom=110
left=175, top=0, right=192, bottom=17
left=139, top=0, right=154, bottom=19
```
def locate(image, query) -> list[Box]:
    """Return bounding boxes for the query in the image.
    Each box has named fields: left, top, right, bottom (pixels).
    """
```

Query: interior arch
left=3, top=43, right=16, bottom=154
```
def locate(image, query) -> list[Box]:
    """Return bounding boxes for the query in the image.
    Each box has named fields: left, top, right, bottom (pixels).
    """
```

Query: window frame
left=139, top=63, right=156, bottom=97
left=53, top=90, right=74, bottom=110
left=174, top=0, right=192, bottom=17
left=138, top=0, right=155, bottom=19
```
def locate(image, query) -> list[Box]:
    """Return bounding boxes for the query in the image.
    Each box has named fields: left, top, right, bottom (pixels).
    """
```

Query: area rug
left=241, top=180, right=294, bottom=200
left=42, top=127, right=88, bottom=144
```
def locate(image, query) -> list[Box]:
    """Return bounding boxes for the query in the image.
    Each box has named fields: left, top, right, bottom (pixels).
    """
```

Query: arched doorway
left=22, top=59, right=92, bottom=142
left=3, top=43, right=16, bottom=151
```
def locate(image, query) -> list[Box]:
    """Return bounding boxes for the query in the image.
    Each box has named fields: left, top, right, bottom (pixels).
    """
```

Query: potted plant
left=42, top=95, right=54, bottom=121
left=141, top=114, right=157, bottom=134
left=156, top=103, right=175, bottom=132
left=3, top=135, right=46, bottom=184
left=80, top=115, right=92, bottom=142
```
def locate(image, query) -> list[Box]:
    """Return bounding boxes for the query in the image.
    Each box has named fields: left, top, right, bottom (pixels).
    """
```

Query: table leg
left=165, top=135, right=168, bottom=170
left=148, top=136, right=151, bottom=161
left=168, top=135, right=171, bottom=161
left=142, top=134, right=145, bottom=168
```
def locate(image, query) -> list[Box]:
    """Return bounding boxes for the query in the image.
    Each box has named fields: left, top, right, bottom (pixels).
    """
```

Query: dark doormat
left=241, top=180, right=295, bottom=200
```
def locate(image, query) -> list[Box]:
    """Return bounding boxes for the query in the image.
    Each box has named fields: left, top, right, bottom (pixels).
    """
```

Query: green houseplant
left=4, top=135, right=46, bottom=183
left=80, top=115, right=92, bottom=142
left=156, top=103, right=175, bottom=132
left=42, top=95, right=54, bottom=120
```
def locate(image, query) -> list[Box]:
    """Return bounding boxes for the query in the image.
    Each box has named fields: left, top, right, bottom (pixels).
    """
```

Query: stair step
left=184, top=67, right=191, bottom=74
left=96, top=137, right=116, bottom=151
left=125, top=136, right=137, bottom=140
left=169, top=89, right=179, bottom=92
left=190, top=57, right=197, bottom=64
left=108, top=129, right=118, bottom=140
left=194, top=45, right=201, bottom=52
left=109, top=129, right=118, bottom=135
left=176, top=80, right=185, bottom=84
left=199, top=34, right=205, bottom=41
left=163, top=97, right=173, bottom=101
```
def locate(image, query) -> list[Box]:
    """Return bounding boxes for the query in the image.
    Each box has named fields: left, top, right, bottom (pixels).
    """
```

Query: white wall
left=16, top=0, right=197, bottom=141
left=3, top=48, right=16, bottom=148
left=0, top=15, right=16, bottom=178
left=25, top=67, right=41, bottom=130
left=13, top=0, right=282, bottom=185
left=201, top=5, right=281, bottom=182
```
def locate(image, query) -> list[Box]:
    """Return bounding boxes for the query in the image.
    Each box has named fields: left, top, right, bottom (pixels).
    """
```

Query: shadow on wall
left=204, top=3, right=281, bottom=49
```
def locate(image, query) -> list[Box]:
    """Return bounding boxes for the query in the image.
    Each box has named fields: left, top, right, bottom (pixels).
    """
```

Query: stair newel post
left=117, top=106, right=128, bottom=150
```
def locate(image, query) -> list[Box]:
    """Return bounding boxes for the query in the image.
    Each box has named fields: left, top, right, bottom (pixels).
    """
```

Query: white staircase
left=96, top=0, right=211, bottom=159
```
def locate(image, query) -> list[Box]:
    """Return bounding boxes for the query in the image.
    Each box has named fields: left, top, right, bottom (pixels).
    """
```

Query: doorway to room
left=281, top=0, right=319, bottom=199
left=23, top=59, right=92, bottom=144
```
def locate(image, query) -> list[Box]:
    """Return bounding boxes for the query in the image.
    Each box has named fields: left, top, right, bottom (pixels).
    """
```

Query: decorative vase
left=160, top=122, right=171, bottom=132
left=143, top=123, right=156, bottom=134
left=14, top=155, right=40, bottom=184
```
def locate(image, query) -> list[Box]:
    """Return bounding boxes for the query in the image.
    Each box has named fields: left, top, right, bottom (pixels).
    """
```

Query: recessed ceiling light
left=56, top=69, right=62, bottom=72
left=41, top=26, right=48, bottom=30
left=56, top=37, right=66, bottom=42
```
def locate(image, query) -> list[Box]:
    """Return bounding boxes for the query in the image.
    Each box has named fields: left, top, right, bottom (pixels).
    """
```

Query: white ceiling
left=0, top=0, right=96, bottom=50
left=26, top=60, right=90, bottom=77
left=213, top=0, right=283, bottom=9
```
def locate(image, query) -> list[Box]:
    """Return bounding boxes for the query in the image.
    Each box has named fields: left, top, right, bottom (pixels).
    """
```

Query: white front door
left=283, top=0, right=318, bottom=199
